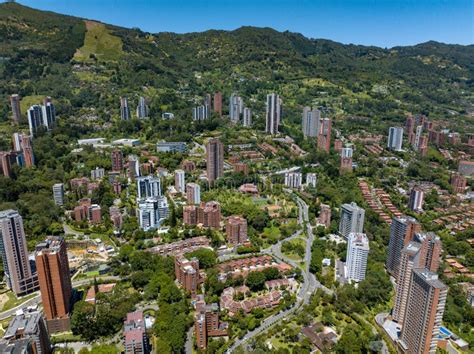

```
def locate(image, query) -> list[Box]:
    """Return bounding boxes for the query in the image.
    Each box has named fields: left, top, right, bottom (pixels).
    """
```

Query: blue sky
left=17, top=0, right=473, bottom=47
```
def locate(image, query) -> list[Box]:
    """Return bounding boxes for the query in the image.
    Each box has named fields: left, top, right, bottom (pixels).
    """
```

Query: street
left=226, top=192, right=332, bottom=353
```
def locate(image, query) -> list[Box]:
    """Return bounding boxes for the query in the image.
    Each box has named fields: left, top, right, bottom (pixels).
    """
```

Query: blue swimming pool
left=439, top=326, right=452, bottom=337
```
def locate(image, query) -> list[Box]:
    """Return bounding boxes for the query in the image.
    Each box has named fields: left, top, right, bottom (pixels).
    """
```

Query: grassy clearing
left=19, top=95, right=45, bottom=114
left=74, top=71, right=110, bottom=83
left=0, top=291, right=38, bottom=312
left=74, top=20, right=123, bottom=62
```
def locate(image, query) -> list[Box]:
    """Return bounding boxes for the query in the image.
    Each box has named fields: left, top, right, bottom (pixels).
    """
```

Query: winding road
left=225, top=192, right=332, bottom=353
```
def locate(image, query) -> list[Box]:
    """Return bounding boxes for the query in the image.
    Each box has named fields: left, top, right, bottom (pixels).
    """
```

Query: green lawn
left=19, top=95, right=45, bottom=114
left=74, top=20, right=123, bottom=62
left=1, top=291, right=38, bottom=312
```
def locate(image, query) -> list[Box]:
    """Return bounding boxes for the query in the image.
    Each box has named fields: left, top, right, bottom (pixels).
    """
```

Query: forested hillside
left=0, top=2, right=473, bottom=128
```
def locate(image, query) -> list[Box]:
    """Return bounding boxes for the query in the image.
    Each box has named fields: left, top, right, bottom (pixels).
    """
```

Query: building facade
left=339, top=202, right=365, bottom=238
left=111, top=150, right=123, bottom=172
left=138, top=197, right=168, bottom=231
left=174, top=169, right=185, bottom=193
left=317, top=118, right=332, bottom=152
left=35, top=237, right=73, bottom=333
left=345, top=233, right=369, bottom=283
left=137, top=176, right=162, bottom=199
left=340, top=147, right=353, bottom=173
left=265, top=93, right=281, bottom=135
left=10, top=94, right=21, bottom=123
left=242, top=107, right=252, bottom=127
left=387, top=127, right=404, bottom=151
left=302, top=107, right=320, bottom=138
left=450, top=173, right=467, bottom=194
left=52, top=183, right=64, bottom=206
left=284, top=172, right=302, bottom=189
left=0, top=210, right=39, bottom=296
left=400, top=269, right=447, bottom=354
left=226, top=216, right=248, bottom=245
left=213, top=92, right=222, bottom=116
left=206, top=138, right=224, bottom=184
left=386, top=216, right=421, bottom=277
left=124, top=311, right=150, bottom=354
left=317, top=204, right=331, bottom=228
left=120, top=97, right=131, bottom=120
left=136, top=96, right=149, bottom=119
left=186, top=183, right=201, bottom=205
left=408, top=187, right=424, bottom=212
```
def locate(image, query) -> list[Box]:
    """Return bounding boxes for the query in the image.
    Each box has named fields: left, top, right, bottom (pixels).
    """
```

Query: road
left=63, top=223, right=85, bottom=237
left=226, top=192, right=331, bottom=353
left=0, top=276, right=121, bottom=320
left=185, top=327, right=194, bottom=354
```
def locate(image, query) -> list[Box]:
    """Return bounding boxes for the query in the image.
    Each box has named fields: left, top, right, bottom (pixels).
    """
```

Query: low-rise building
left=147, top=236, right=211, bottom=256
left=220, top=286, right=283, bottom=316
left=217, top=256, right=291, bottom=281
left=156, top=141, right=187, bottom=153
left=124, top=311, right=150, bottom=354
left=0, top=311, right=51, bottom=354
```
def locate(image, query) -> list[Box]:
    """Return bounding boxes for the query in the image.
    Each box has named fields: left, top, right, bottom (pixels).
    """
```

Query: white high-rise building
left=128, top=155, right=140, bottom=178
left=339, top=202, right=365, bottom=238
left=284, top=172, right=302, bottom=189
left=41, top=101, right=56, bottom=129
left=138, top=197, right=169, bottom=231
left=265, top=93, right=281, bottom=135
left=408, top=187, right=424, bottom=212
left=136, top=96, right=149, bottom=119
left=387, top=127, right=404, bottom=151
left=341, top=147, right=353, bottom=158
left=175, top=169, right=185, bottom=193
left=120, top=97, right=131, bottom=120
left=302, top=107, right=321, bottom=138
left=27, top=102, right=55, bottom=137
left=137, top=176, right=162, bottom=199
left=192, top=105, right=209, bottom=120
left=306, top=173, right=317, bottom=188
left=52, top=183, right=64, bottom=206
left=0, top=210, right=39, bottom=295
left=27, top=105, right=43, bottom=137
left=242, top=108, right=252, bottom=127
left=345, top=232, right=369, bottom=283
left=229, top=94, right=243, bottom=123
left=414, top=125, right=423, bottom=149
left=91, top=167, right=105, bottom=180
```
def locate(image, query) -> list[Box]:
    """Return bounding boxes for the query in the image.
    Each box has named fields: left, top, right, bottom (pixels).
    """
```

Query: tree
left=246, top=271, right=266, bottom=291
left=262, top=267, right=280, bottom=281
left=169, top=201, right=177, bottom=227
left=335, top=326, right=366, bottom=353
left=130, top=270, right=151, bottom=289
left=186, top=248, right=217, bottom=269
left=71, top=301, right=96, bottom=341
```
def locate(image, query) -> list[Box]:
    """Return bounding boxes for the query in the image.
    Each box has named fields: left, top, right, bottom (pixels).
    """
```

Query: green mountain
left=0, top=2, right=473, bottom=127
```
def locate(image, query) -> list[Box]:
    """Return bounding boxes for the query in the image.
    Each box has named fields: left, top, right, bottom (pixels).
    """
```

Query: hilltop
left=0, top=2, right=473, bottom=128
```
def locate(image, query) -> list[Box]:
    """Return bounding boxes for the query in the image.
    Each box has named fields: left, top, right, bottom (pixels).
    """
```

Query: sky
left=16, top=0, right=474, bottom=47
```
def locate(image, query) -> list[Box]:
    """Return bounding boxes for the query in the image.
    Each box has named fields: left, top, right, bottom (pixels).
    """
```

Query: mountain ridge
left=1, top=2, right=471, bottom=51
left=0, top=1, right=472, bottom=125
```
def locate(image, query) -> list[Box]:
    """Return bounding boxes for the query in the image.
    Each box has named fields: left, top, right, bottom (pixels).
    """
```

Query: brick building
left=35, top=237, right=73, bottom=333
left=175, top=256, right=204, bottom=297
left=226, top=216, right=248, bottom=245
left=195, top=302, right=228, bottom=349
